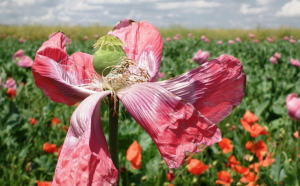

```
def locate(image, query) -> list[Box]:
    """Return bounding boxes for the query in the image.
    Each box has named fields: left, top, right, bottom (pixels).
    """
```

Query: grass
left=1, top=25, right=300, bottom=40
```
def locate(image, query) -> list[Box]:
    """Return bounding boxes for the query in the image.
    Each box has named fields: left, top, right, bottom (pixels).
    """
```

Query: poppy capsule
left=93, top=35, right=126, bottom=76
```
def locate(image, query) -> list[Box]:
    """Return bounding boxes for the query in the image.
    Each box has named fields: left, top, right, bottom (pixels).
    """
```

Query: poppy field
left=0, top=26, right=300, bottom=186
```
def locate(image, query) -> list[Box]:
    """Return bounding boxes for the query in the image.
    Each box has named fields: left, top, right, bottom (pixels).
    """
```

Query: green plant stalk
left=108, top=95, right=120, bottom=183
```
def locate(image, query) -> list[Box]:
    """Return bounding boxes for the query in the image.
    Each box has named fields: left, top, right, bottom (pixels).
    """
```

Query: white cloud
left=256, top=0, right=272, bottom=5
left=276, top=0, right=300, bottom=17
left=240, top=4, right=267, bottom=15
left=155, top=1, right=220, bottom=10
left=13, top=0, right=35, bottom=6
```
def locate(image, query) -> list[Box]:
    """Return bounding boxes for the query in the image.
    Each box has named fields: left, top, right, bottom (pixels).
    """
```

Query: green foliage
left=0, top=34, right=299, bottom=185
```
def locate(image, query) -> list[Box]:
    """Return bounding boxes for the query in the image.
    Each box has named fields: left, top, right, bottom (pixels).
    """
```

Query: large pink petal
left=53, top=91, right=118, bottom=186
left=32, top=32, right=99, bottom=105
left=118, top=83, right=221, bottom=168
left=109, top=20, right=163, bottom=81
left=157, top=54, right=246, bottom=123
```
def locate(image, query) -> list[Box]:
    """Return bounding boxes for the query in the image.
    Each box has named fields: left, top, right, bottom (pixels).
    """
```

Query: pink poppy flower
left=192, top=50, right=210, bottom=64
left=269, top=56, right=277, bottom=64
left=286, top=94, right=300, bottom=121
left=284, top=36, right=289, bottom=41
left=19, top=38, right=25, bottom=43
left=266, top=37, right=274, bottom=43
left=228, top=40, right=235, bottom=44
left=298, top=40, right=300, bottom=43
left=83, top=35, right=88, bottom=40
left=204, top=38, right=210, bottom=43
left=13, top=49, right=24, bottom=60
left=236, top=37, right=242, bottom=43
left=32, top=20, right=245, bottom=185
left=253, top=39, right=259, bottom=43
left=290, top=39, right=296, bottom=44
left=290, top=59, right=300, bottom=67
left=4, top=78, right=17, bottom=90
left=273, top=52, right=281, bottom=59
left=187, top=33, right=193, bottom=37
left=217, top=40, right=223, bottom=45
left=12, top=49, right=33, bottom=67
left=249, top=33, right=255, bottom=38
left=18, top=56, right=33, bottom=68
left=166, top=37, right=172, bottom=42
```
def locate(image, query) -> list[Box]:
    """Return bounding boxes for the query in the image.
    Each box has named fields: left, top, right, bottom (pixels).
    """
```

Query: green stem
left=108, top=95, right=119, bottom=179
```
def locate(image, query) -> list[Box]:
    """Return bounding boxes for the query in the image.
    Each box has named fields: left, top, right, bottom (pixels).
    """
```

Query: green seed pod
left=93, top=35, right=126, bottom=76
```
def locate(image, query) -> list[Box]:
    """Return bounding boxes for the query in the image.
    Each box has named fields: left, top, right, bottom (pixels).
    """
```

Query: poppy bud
left=93, top=35, right=126, bottom=76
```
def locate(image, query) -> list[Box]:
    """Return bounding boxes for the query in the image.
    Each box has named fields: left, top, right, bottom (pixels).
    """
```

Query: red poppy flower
left=32, top=20, right=245, bottom=185
left=29, top=118, right=37, bottom=125
left=126, top=141, right=142, bottom=170
left=226, top=155, right=240, bottom=168
left=43, top=142, right=58, bottom=153
left=215, top=171, right=233, bottom=185
left=6, top=88, right=16, bottom=99
left=243, top=110, right=258, bottom=124
left=218, top=138, right=234, bottom=153
left=187, top=159, right=209, bottom=175
left=234, top=165, right=250, bottom=175
left=166, top=171, right=175, bottom=182
left=240, top=172, right=257, bottom=184
left=245, top=140, right=268, bottom=161
left=51, top=117, right=60, bottom=125
left=240, top=119, right=268, bottom=137
left=259, top=153, right=275, bottom=167
left=37, top=180, right=52, bottom=186
left=249, top=162, right=260, bottom=173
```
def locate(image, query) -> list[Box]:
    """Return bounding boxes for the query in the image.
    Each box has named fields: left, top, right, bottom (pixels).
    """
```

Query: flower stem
left=108, top=95, right=119, bottom=172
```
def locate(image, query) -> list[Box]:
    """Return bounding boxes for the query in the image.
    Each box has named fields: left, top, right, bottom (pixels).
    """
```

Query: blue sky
left=0, top=0, right=300, bottom=28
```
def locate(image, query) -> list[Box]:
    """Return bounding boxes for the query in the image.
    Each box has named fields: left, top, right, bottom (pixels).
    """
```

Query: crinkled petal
left=118, top=83, right=221, bottom=168
left=157, top=54, right=245, bottom=123
left=109, top=20, right=163, bottom=81
left=18, top=56, right=33, bottom=68
left=32, top=32, right=98, bottom=105
left=53, top=91, right=118, bottom=186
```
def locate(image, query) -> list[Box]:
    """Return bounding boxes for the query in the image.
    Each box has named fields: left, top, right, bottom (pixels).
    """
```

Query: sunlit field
left=0, top=26, right=300, bottom=186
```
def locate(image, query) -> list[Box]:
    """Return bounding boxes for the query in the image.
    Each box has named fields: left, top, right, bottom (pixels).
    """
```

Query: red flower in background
left=51, top=117, right=60, bottom=125
left=218, top=138, right=234, bottom=154
left=187, top=158, right=209, bottom=175
left=240, top=112, right=268, bottom=137
left=6, top=88, right=16, bottom=99
left=126, top=141, right=142, bottom=170
left=234, top=165, right=250, bottom=175
left=43, top=142, right=58, bottom=153
left=166, top=171, right=175, bottom=182
left=245, top=141, right=268, bottom=161
left=29, top=118, right=37, bottom=125
left=32, top=19, right=245, bottom=185
left=37, top=180, right=52, bottom=186
left=226, top=155, right=240, bottom=168
left=215, top=171, right=233, bottom=186
left=243, top=110, right=258, bottom=124
left=240, top=172, right=257, bottom=185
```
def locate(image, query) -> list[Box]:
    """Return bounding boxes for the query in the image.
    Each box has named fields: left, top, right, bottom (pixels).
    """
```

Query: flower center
left=102, top=58, right=150, bottom=91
